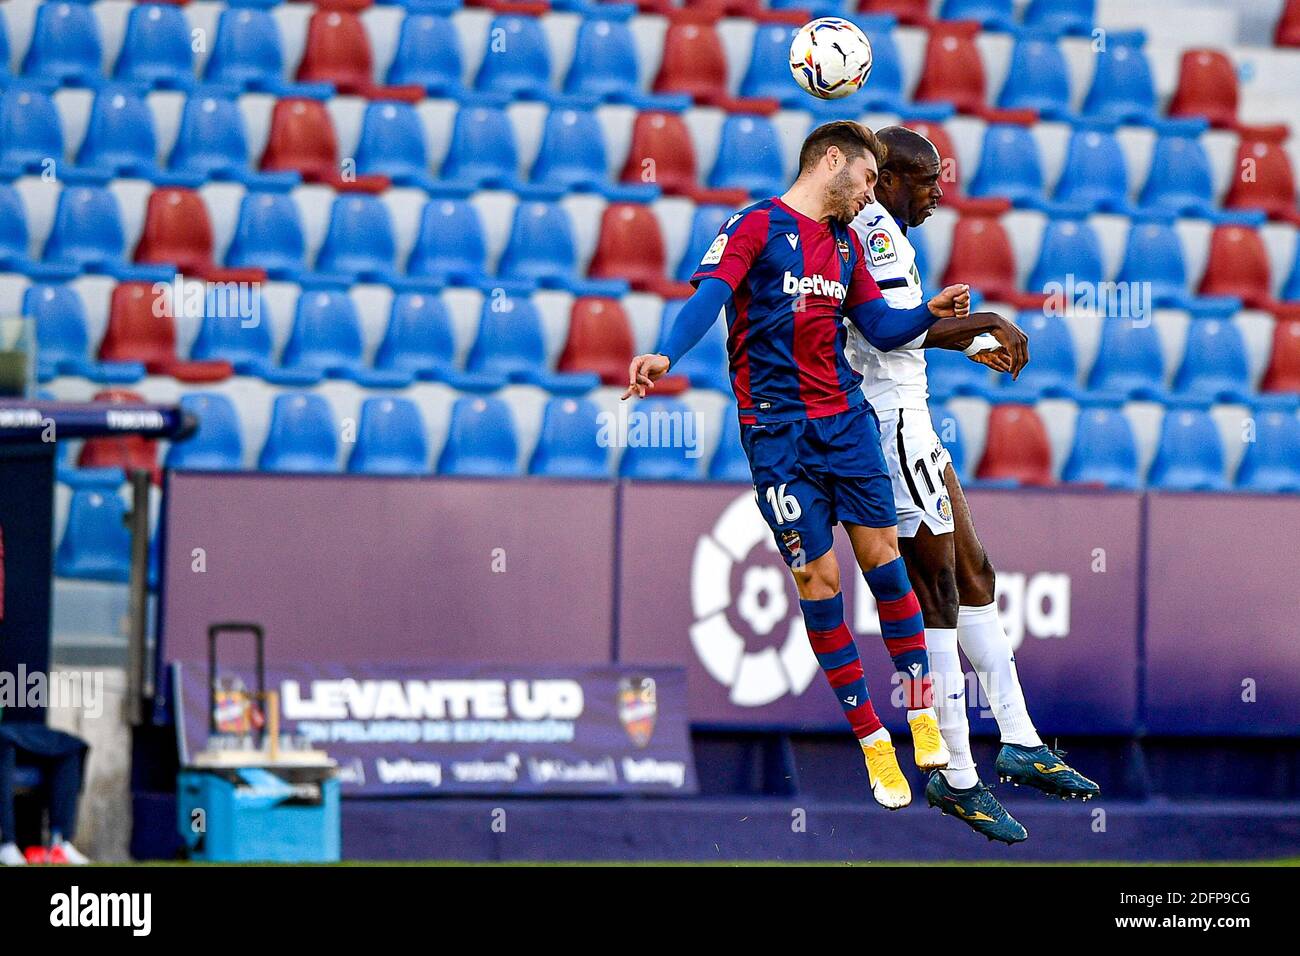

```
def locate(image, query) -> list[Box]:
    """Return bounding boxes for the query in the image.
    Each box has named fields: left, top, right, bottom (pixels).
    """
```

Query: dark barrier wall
left=160, top=475, right=1298, bottom=737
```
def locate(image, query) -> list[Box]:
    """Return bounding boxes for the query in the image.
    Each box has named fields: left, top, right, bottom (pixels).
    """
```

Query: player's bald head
left=874, top=126, right=941, bottom=175
left=871, top=126, right=945, bottom=227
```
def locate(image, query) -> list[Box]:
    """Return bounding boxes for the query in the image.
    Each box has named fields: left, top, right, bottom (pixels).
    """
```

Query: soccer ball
left=789, top=18, right=873, bottom=100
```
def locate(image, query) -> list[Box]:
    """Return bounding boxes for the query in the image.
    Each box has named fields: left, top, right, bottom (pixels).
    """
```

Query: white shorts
left=877, top=406, right=956, bottom=539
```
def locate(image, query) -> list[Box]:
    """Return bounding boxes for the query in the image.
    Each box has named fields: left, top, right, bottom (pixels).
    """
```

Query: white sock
left=859, top=727, right=891, bottom=748
left=958, top=602, right=1042, bottom=748
left=927, top=627, right=980, bottom=789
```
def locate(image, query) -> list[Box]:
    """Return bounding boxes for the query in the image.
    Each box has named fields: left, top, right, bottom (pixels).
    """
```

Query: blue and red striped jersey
left=691, top=197, right=883, bottom=424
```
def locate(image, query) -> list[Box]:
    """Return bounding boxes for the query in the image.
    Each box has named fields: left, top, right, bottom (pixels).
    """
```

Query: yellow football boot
left=908, top=711, right=951, bottom=770
left=862, top=738, right=912, bottom=809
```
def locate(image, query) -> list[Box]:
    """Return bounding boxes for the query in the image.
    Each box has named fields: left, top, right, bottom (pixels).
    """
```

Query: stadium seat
left=677, top=204, right=732, bottom=281
left=708, top=409, right=750, bottom=482
left=1002, top=312, right=1077, bottom=396
left=739, top=23, right=802, bottom=104
left=914, top=21, right=1034, bottom=122
left=940, top=0, right=1014, bottom=28
left=1236, top=405, right=1300, bottom=492
left=654, top=20, right=776, bottom=113
left=475, top=15, right=552, bottom=100
left=529, top=397, right=609, bottom=478
left=437, top=396, right=519, bottom=477
left=858, top=0, right=932, bottom=27
left=1053, top=125, right=1131, bottom=213
left=1197, top=222, right=1274, bottom=309
left=557, top=297, right=635, bottom=385
left=135, top=187, right=258, bottom=280
left=925, top=345, right=994, bottom=397
left=165, top=393, right=244, bottom=471
left=55, top=489, right=131, bottom=583
left=530, top=108, right=611, bottom=191
left=261, top=97, right=386, bottom=190
left=1026, top=218, right=1104, bottom=293
left=314, top=193, right=398, bottom=282
left=941, top=214, right=1044, bottom=309
left=619, top=111, right=748, bottom=206
left=114, top=3, right=194, bottom=90
left=281, top=289, right=396, bottom=384
left=1147, top=403, right=1227, bottom=491
left=708, top=114, right=786, bottom=199
left=618, top=397, right=701, bottom=480
left=1224, top=128, right=1300, bottom=224
left=78, top=390, right=160, bottom=482
left=22, top=2, right=103, bottom=87
left=1275, top=0, right=1300, bottom=47
left=1116, top=216, right=1191, bottom=306
left=100, top=281, right=233, bottom=382
left=405, top=199, right=487, bottom=285
left=0, top=181, right=33, bottom=272
left=353, top=100, right=436, bottom=190
left=997, top=31, right=1073, bottom=120
left=1262, top=316, right=1300, bottom=391
left=929, top=401, right=966, bottom=478
left=374, top=292, right=457, bottom=379
left=967, top=124, right=1046, bottom=207
left=1023, top=0, right=1095, bottom=34
left=189, top=285, right=280, bottom=377
left=588, top=203, right=693, bottom=298
left=1081, top=31, right=1157, bottom=124
left=976, top=404, right=1053, bottom=485
left=0, top=85, right=63, bottom=173
left=1173, top=315, right=1251, bottom=401
left=1138, top=127, right=1215, bottom=217
left=204, top=9, right=288, bottom=92
left=1061, top=404, right=1139, bottom=488
left=1087, top=317, right=1165, bottom=398
left=1168, top=49, right=1239, bottom=129
left=440, top=105, right=522, bottom=190
left=497, top=202, right=582, bottom=289
left=225, top=191, right=309, bottom=278
left=258, top=392, right=339, bottom=473
left=386, top=13, right=464, bottom=97
left=348, top=397, right=430, bottom=475
left=465, top=294, right=550, bottom=382
left=169, top=92, right=252, bottom=180
left=75, top=86, right=159, bottom=177
left=657, top=299, right=730, bottom=393
left=25, top=283, right=144, bottom=382
left=42, top=186, right=127, bottom=272
left=297, top=9, right=420, bottom=100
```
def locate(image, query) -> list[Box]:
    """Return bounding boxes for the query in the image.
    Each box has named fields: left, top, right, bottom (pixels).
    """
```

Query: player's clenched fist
left=927, top=283, right=970, bottom=318
left=622, top=353, right=671, bottom=400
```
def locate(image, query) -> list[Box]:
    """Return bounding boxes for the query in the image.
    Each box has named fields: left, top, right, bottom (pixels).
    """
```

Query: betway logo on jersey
left=782, top=271, right=847, bottom=300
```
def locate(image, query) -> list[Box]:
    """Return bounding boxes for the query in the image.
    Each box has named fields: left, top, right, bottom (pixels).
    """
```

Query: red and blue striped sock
left=864, top=557, right=934, bottom=711
left=799, top=592, right=883, bottom=741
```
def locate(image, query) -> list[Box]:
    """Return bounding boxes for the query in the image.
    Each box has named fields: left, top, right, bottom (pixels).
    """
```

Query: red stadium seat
left=1167, top=49, right=1239, bottom=129
left=857, top=0, right=932, bottom=26
left=977, top=404, right=1053, bottom=485
left=942, top=214, right=1047, bottom=309
left=1197, top=223, right=1275, bottom=309
left=78, top=389, right=160, bottom=483
left=653, top=18, right=780, bottom=114
left=588, top=203, right=695, bottom=299
left=680, top=0, right=809, bottom=23
left=557, top=297, right=636, bottom=385
left=99, top=282, right=233, bottom=382
left=314, top=0, right=373, bottom=10
left=619, top=111, right=749, bottom=206
left=1262, top=318, right=1300, bottom=392
left=913, top=22, right=1037, bottom=123
left=260, top=98, right=390, bottom=192
left=296, top=10, right=422, bottom=101
left=1276, top=0, right=1300, bottom=46
left=133, top=188, right=264, bottom=283
left=1224, top=127, right=1300, bottom=224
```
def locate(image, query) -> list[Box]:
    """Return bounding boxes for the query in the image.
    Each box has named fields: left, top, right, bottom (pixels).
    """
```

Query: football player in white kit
left=845, top=127, right=1100, bottom=843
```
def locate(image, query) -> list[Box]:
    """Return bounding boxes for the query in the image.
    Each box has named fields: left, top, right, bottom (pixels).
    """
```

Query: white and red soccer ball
left=789, top=17, right=874, bottom=101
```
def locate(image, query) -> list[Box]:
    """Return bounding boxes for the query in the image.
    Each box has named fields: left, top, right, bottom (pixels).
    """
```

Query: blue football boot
left=924, top=772, right=1028, bottom=844
left=995, top=743, right=1101, bottom=800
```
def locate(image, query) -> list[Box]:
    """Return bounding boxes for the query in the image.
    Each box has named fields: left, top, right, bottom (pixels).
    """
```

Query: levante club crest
left=618, top=676, right=658, bottom=748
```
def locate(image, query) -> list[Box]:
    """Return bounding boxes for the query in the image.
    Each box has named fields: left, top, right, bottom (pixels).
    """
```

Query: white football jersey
left=844, top=199, right=930, bottom=412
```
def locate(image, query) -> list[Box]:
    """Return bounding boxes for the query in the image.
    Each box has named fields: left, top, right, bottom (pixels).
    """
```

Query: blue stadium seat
left=169, top=92, right=251, bottom=180
left=926, top=346, right=994, bottom=397
left=529, top=397, right=608, bottom=478
left=967, top=123, right=1045, bottom=206
left=708, top=409, right=750, bottom=482
left=1053, top=125, right=1131, bottom=213
left=114, top=3, right=194, bottom=89
left=466, top=294, right=549, bottom=381
left=75, top=86, right=159, bottom=177
left=619, top=397, right=701, bottom=480
left=940, top=0, right=1015, bottom=29
left=677, top=203, right=732, bottom=281
left=856, top=15, right=908, bottom=113
left=1285, top=242, right=1300, bottom=303
left=386, top=13, right=464, bottom=97
left=1, top=85, right=64, bottom=173
left=1087, top=317, right=1165, bottom=398
left=0, top=8, right=9, bottom=80
left=374, top=292, right=457, bottom=379
left=740, top=24, right=801, bottom=104
left=203, top=9, right=285, bottom=92
left=997, top=32, right=1073, bottom=119
left=353, top=100, right=435, bottom=189
left=1173, top=316, right=1251, bottom=402
left=530, top=109, right=610, bottom=192
left=280, top=289, right=375, bottom=381
left=1026, top=218, right=1103, bottom=292
left=438, top=396, right=519, bottom=476
left=1082, top=31, right=1157, bottom=124
left=440, top=105, right=520, bottom=190
left=1236, top=404, right=1300, bottom=493
left=1147, top=403, right=1226, bottom=491
left=1116, top=216, right=1189, bottom=306
left=1061, top=404, right=1139, bottom=488
left=657, top=300, right=730, bottom=393
left=166, top=393, right=244, bottom=471
left=55, top=488, right=131, bottom=582
left=1023, top=0, right=1095, bottom=34
left=928, top=401, right=966, bottom=479
left=565, top=16, right=640, bottom=102
left=24, top=284, right=104, bottom=380
left=709, top=115, right=785, bottom=198
left=0, top=182, right=32, bottom=271
left=1137, top=128, right=1215, bottom=217
left=190, top=285, right=281, bottom=377
left=1000, top=312, right=1077, bottom=397
left=22, top=2, right=102, bottom=86
left=258, top=392, right=339, bottom=473
left=475, top=15, right=552, bottom=99
left=406, top=199, right=488, bottom=285
left=348, top=397, right=429, bottom=475
left=497, top=201, right=579, bottom=288
left=315, top=194, right=398, bottom=282
left=42, top=186, right=126, bottom=270
left=226, top=191, right=307, bottom=277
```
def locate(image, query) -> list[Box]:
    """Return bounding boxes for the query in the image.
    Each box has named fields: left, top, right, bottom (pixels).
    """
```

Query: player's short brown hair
left=797, top=121, right=888, bottom=174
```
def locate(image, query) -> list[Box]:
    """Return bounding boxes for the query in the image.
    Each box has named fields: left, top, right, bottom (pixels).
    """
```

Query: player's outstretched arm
left=920, top=312, right=1031, bottom=380
left=622, top=277, right=732, bottom=400
left=843, top=282, right=968, bottom=352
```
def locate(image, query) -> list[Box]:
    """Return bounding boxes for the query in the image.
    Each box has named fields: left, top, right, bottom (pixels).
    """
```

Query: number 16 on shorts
left=756, top=482, right=811, bottom=565
left=763, top=483, right=802, bottom=524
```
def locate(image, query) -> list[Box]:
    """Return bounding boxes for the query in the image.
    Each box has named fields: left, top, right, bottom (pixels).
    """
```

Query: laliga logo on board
left=689, top=492, right=820, bottom=707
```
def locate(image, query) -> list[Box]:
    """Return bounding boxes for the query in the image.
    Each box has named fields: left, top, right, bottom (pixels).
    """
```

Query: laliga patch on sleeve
left=866, top=229, right=897, bottom=266
left=701, top=233, right=728, bottom=266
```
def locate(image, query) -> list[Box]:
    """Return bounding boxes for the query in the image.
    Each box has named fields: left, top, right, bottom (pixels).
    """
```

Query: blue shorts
left=740, top=403, right=897, bottom=566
